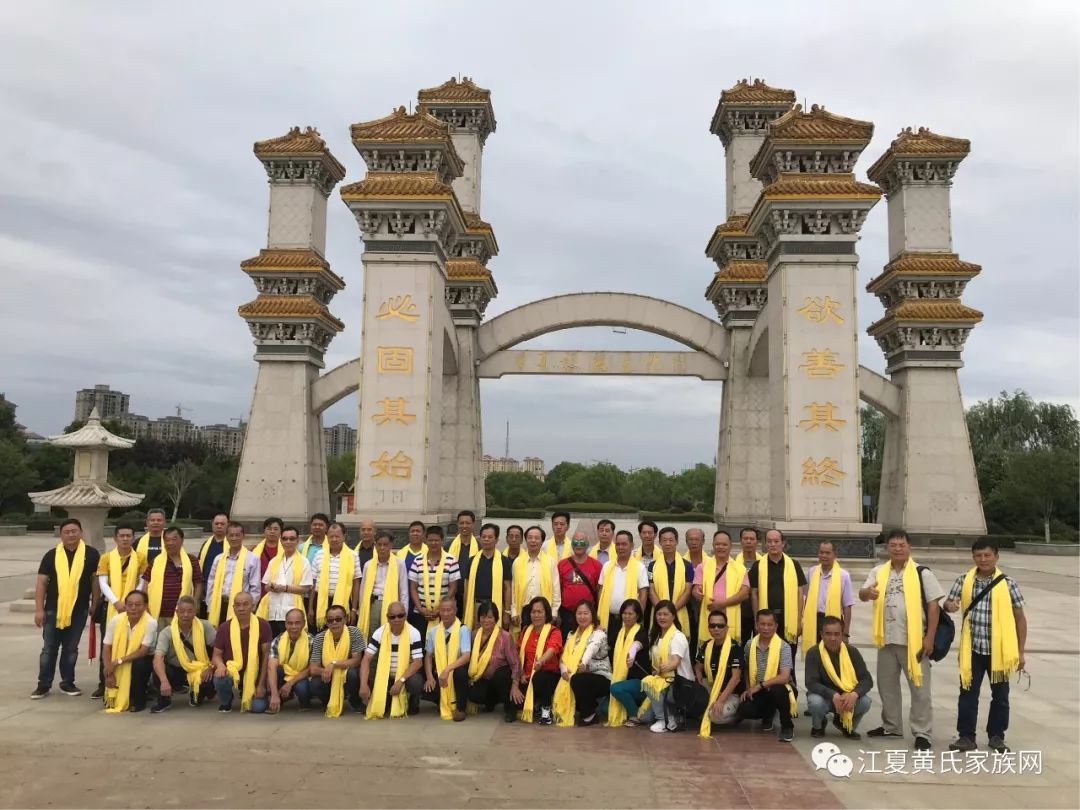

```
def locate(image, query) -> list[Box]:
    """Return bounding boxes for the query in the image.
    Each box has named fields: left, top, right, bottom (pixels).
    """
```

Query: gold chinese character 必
left=559, top=352, right=579, bottom=372
left=801, top=457, right=846, bottom=487
left=799, top=348, right=845, bottom=379
left=798, top=402, right=847, bottom=432
left=591, top=353, right=608, bottom=372
left=377, top=346, right=413, bottom=373
left=796, top=296, right=844, bottom=324
left=370, top=450, right=413, bottom=480
left=376, top=294, right=419, bottom=322
left=372, top=397, right=416, bottom=426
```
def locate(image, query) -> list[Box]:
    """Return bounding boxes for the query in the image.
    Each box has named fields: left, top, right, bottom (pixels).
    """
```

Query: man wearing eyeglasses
left=359, top=601, right=425, bottom=716
left=308, top=604, right=365, bottom=715
left=556, top=532, right=603, bottom=640
left=694, top=607, right=744, bottom=729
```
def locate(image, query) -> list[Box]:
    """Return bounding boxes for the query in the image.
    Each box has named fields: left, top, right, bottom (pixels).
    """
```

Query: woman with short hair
left=466, top=600, right=524, bottom=722
left=516, top=596, right=562, bottom=725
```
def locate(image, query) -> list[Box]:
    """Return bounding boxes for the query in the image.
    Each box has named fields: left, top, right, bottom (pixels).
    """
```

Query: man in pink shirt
left=692, top=531, right=751, bottom=644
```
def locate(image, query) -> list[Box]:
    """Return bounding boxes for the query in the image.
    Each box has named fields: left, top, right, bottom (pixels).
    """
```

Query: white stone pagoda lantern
left=29, top=407, right=143, bottom=550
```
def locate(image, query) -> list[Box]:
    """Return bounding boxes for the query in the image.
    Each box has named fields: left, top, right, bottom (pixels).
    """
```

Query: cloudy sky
left=3, top=1, right=1077, bottom=473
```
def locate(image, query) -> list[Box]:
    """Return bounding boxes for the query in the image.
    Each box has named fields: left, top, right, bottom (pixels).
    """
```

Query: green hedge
left=642, top=511, right=715, bottom=523
left=544, top=503, right=640, bottom=514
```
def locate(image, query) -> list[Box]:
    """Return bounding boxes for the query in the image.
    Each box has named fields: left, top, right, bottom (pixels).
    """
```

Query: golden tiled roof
left=240, top=249, right=344, bottom=288
left=768, top=104, right=874, bottom=142
left=718, top=215, right=750, bottom=234
left=350, top=106, right=453, bottom=143
left=339, top=171, right=454, bottom=200
left=866, top=252, right=981, bottom=293
left=463, top=212, right=493, bottom=233
left=867, top=127, right=971, bottom=180
left=237, top=294, right=344, bottom=330
left=253, top=127, right=346, bottom=177
left=720, top=78, right=796, bottom=105
left=714, top=260, right=766, bottom=281
left=868, top=299, right=983, bottom=333
left=417, top=76, right=491, bottom=104
left=446, top=257, right=492, bottom=281
left=761, top=173, right=881, bottom=199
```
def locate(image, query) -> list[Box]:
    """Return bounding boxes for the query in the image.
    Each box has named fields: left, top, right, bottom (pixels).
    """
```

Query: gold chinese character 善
left=798, top=402, right=847, bottom=432
left=799, top=348, right=845, bottom=379
left=372, top=397, right=416, bottom=426
left=377, top=346, right=413, bottom=373
left=591, top=353, right=608, bottom=372
left=797, top=296, right=844, bottom=325
left=801, top=457, right=846, bottom=487
left=559, top=352, right=579, bottom=372
left=370, top=450, right=413, bottom=480
left=376, top=294, right=419, bottom=322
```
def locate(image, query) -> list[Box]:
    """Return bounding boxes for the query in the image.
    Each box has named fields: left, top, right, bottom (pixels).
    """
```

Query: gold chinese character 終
left=372, top=397, right=416, bottom=426
left=370, top=450, right=413, bottom=480
left=799, top=348, right=845, bottom=379
left=798, top=402, right=847, bottom=432
left=376, top=347, right=413, bottom=373
left=797, top=296, right=844, bottom=325
left=801, top=457, right=846, bottom=487
left=376, top=294, right=419, bottom=322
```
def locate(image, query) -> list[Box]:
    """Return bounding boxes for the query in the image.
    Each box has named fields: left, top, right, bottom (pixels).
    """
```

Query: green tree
left=860, top=405, right=886, bottom=521
left=621, top=467, right=672, bottom=512
left=485, top=470, right=546, bottom=508
left=326, top=452, right=355, bottom=492
left=0, top=439, right=39, bottom=511
left=987, top=449, right=1078, bottom=542
left=544, top=462, right=587, bottom=502
left=669, top=463, right=715, bottom=513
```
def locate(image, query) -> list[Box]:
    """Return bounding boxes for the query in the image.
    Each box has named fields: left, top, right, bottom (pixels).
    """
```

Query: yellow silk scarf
left=104, top=613, right=149, bottom=713
left=420, top=554, right=448, bottom=631
left=802, top=563, right=844, bottom=649
left=256, top=553, right=305, bottom=620
left=640, top=625, right=676, bottom=706
left=449, top=534, right=478, bottom=559
left=871, top=560, right=924, bottom=686
left=170, top=619, right=210, bottom=697
left=588, top=542, right=612, bottom=561
left=358, top=557, right=400, bottom=636
left=209, top=548, right=252, bottom=626
left=54, top=541, right=86, bottom=629
left=468, top=626, right=498, bottom=681
left=252, top=538, right=282, bottom=562
left=652, top=557, right=690, bottom=634
left=607, top=622, right=641, bottom=727
left=598, top=558, right=641, bottom=619
left=397, top=543, right=426, bottom=561
left=433, top=620, right=463, bottom=720
left=105, top=549, right=141, bottom=625
left=543, top=538, right=572, bottom=560
left=277, top=630, right=311, bottom=680
left=818, top=640, right=858, bottom=732
left=633, top=545, right=655, bottom=561
left=513, top=554, right=552, bottom=617
left=747, top=634, right=797, bottom=718
left=366, top=625, right=411, bottom=719
left=322, top=627, right=353, bottom=718
left=698, top=635, right=734, bottom=737
left=518, top=623, right=553, bottom=722
left=301, top=536, right=328, bottom=558
left=198, top=536, right=222, bottom=571
left=464, top=552, right=503, bottom=627
left=135, top=532, right=160, bottom=559
left=315, top=547, right=356, bottom=629
left=226, top=618, right=263, bottom=712
left=552, top=627, right=592, bottom=726
left=148, top=552, right=192, bottom=619
left=697, top=556, right=746, bottom=644
left=959, top=567, right=1019, bottom=689
left=759, top=554, right=799, bottom=643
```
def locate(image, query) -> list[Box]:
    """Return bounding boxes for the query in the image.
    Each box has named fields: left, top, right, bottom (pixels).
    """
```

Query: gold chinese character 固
left=372, top=397, right=416, bottom=426
left=798, top=402, right=847, bottom=432
left=799, top=348, right=845, bottom=379
left=797, top=296, right=844, bottom=324
left=591, top=353, right=608, bottom=372
left=559, top=352, right=579, bottom=372
left=370, top=450, right=413, bottom=479
left=801, top=457, right=846, bottom=487
left=376, top=294, right=419, bottom=322
left=377, top=347, right=413, bottom=373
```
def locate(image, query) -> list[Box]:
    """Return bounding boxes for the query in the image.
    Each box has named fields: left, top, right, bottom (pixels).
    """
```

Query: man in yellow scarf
left=801, top=540, right=855, bottom=650
left=139, top=526, right=203, bottom=623
left=135, top=508, right=167, bottom=564
left=804, top=616, right=873, bottom=739
left=859, top=529, right=944, bottom=751
left=253, top=516, right=283, bottom=580
left=196, top=512, right=229, bottom=613
left=737, top=609, right=797, bottom=741
left=543, top=511, right=573, bottom=560
left=397, top=520, right=427, bottom=568
left=943, top=538, right=1026, bottom=754
left=356, top=519, right=378, bottom=571
left=589, top=519, right=616, bottom=565
left=258, top=526, right=313, bottom=637
left=597, top=531, right=649, bottom=650
left=301, top=512, right=330, bottom=564
left=737, top=528, right=763, bottom=643
left=423, top=597, right=472, bottom=721
left=359, top=531, right=409, bottom=638
left=308, top=604, right=365, bottom=716
left=648, top=527, right=696, bottom=645
left=749, top=529, right=806, bottom=655
left=254, top=607, right=312, bottom=713
left=448, top=510, right=479, bottom=559
left=204, top=522, right=261, bottom=626
left=691, top=530, right=750, bottom=647
left=93, top=522, right=141, bottom=699
left=634, top=520, right=658, bottom=561
left=309, top=522, right=362, bottom=630
left=32, top=517, right=101, bottom=699
left=102, top=590, right=157, bottom=712
left=151, top=596, right=216, bottom=712
left=461, top=524, right=512, bottom=629
left=359, top=602, right=425, bottom=717
left=211, top=592, right=272, bottom=713
left=408, top=526, right=462, bottom=633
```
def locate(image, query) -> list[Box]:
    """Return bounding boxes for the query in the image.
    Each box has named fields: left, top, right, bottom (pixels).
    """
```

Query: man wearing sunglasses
left=557, top=532, right=602, bottom=640
left=359, top=601, right=425, bottom=716
left=308, top=604, right=365, bottom=715
left=694, top=608, right=744, bottom=728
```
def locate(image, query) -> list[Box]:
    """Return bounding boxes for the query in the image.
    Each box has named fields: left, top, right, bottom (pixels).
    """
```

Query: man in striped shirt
left=359, top=602, right=425, bottom=715
left=309, top=605, right=365, bottom=713
left=408, top=526, right=461, bottom=629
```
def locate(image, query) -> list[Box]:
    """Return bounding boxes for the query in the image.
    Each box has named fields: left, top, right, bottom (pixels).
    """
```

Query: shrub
left=544, top=503, right=640, bottom=514
left=485, top=508, right=544, bottom=519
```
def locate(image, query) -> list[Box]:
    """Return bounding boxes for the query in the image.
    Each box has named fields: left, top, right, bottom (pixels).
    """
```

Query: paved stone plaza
left=0, top=533, right=1075, bottom=809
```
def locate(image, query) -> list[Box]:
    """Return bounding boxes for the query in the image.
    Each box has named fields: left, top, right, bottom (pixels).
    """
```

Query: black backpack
left=916, top=565, right=954, bottom=661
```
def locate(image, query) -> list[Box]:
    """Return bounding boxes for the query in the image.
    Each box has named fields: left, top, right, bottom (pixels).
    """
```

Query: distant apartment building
left=323, top=423, right=357, bottom=457
left=74, top=384, right=130, bottom=422
left=201, top=423, right=246, bottom=456
left=482, top=455, right=545, bottom=480
left=520, top=456, right=546, bottom=480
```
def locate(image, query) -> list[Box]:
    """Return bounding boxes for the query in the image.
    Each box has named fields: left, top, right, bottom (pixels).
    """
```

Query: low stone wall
left=0, top=525, right=27, bottom=536
left=1015, top=541, right=1079, bottom=556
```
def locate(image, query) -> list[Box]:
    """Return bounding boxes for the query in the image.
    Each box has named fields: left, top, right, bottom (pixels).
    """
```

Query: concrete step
left=23, top=588, right=34, bottom=600
left=9, top=600, right=35, bottom=613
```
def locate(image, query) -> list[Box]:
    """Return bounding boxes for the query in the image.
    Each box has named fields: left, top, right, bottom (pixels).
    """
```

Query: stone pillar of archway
left=232, top=128, right=346, bottom=526
left=866, top=129, right=986, bottom=540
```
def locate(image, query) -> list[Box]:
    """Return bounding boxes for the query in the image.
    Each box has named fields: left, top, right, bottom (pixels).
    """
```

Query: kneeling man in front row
left=360, top=601, right=424, bottom=718
left=151, top=595, right=215, bottom=712
left=804, top=616, right=873, bottom=739
left=309, top=604, right=365, bottom=716
left=211, top=592, right=271, bottom=713
left=253, top=607, right=312, bottom=713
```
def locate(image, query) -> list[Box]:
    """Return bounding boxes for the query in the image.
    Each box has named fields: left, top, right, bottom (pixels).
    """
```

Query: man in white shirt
left=103, top=590, right=158, bottom=713
left=359, top=531, right=409, bottom=638
left=309, top=523, right=362, bottom=630
left=259, top=526, right=314, bottom=637
left=598, top=530, right=650, bottom=650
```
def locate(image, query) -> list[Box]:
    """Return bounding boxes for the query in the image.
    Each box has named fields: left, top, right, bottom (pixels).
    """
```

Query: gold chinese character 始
left=559, top=352, right=579, bottom=372
left=798, top=402, right=847, bottom=432
left=377, top=346, right=413, bottom=373
left=801, top=457, right=846, bottom=487
left=799, top=348, right=845, bottom=379
left=796, top=296, right=844, bottom=325
left=372, top=397, right=416, bottom=426
left=376, top=294, right=419, bottom=322
left=591, top=353, right=608, bottom=372
left=370, top=450, right=413, bottom=480
left=537, top=351, right=549, bottom=372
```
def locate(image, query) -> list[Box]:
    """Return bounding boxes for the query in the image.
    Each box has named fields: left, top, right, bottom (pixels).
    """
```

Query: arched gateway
left=231, top=77, right=987, bottom=545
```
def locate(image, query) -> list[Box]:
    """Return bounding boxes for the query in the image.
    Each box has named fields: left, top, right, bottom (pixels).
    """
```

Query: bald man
left=211, top=592, right=272, bottom=713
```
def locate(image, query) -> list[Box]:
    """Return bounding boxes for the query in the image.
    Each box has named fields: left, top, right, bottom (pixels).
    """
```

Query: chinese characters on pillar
left=370, top=294, right=422, bottom=481
left=797, top=298, right=848, bottom=487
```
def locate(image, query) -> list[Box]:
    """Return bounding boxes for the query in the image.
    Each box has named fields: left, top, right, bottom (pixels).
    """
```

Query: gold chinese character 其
left=798, top=402, right=847, bottom=432
left=559, top=352, right=579, bottom=372
left=646, top=352, right=661, bottom=372
left=372, top=397, right=416, bottom=426
left=799, top=348, right=845, bottom=379
left=376, top=294, right=419, bottom=322
left=537, top=351, right=549, bottom=372
left=377, top=346, right=413, bottom=373
left=801, top=457, right=846, bottom=487
left=796, top=296, right=844, bottom=325
left=591, top=353, right=608, bottom=372
left=370, top=450, right=413, bottom=480
left=672, top=354, right=688, bottom=374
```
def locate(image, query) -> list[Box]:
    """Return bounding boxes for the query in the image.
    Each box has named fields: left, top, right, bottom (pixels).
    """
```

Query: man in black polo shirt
left=32, top=518, right=101, bottom=699
left=460, top=524, right=512, bottom=629
left=748, top=529, right=807, bottom=665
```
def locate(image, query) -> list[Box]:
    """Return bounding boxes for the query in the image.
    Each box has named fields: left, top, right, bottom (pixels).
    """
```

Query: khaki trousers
left=877, top=643, right=932, bottom=738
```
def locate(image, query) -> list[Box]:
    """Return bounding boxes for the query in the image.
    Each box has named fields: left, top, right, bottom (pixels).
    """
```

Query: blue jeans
left=250, top=670, right=313, bottom=713
left=37, top=608, right=88, bottom=689
left=957, top=651, right=1010, bottom=739
left=807, top=692, right=872, bottom=731
left=610, top=678, right=644, bottom=717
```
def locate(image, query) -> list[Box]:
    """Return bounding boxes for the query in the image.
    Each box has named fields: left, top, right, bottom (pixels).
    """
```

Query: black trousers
left=522, top=669, right=559, bottom=709
left=153, top=662, right=215, bottom=703
left=737, top=685, right=794, bottom=730
left=570, top=672, right=610, bottom=717
left=557, top=607, right=576, bottom=641
left=468, top=665, right=515, bottom=714
left=269, top=620, right=287, bottom=638
left=605, top=614, right=622, bottom=660
left=422, top=666, right=470, bottom=713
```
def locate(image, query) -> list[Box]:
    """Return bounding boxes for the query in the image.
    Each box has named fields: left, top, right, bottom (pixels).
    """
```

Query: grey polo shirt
left=155, top=619, right=216, bottom=669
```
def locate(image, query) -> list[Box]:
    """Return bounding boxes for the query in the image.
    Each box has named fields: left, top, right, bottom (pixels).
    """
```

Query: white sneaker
left=649, top=720, right=668, bottom=733
left=666, top=717, right=679, bottom=732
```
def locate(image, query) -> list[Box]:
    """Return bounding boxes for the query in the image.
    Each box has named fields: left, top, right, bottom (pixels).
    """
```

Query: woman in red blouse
left=517, top=596, right=563, bottom=725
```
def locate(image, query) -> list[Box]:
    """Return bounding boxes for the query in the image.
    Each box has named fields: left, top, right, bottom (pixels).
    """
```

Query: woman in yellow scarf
left=639, top=600, right=693, bottom=734
left=557, top=601, right=611, bottom=726
left=695, top=608, right=742, bottom=736
left=103, top=591, right=157, bottom=713
left=608, top=598, right=651, bottom=727
left=516, top=597, right=563, bottom=725
left=465, top=601, right=525, bottom=722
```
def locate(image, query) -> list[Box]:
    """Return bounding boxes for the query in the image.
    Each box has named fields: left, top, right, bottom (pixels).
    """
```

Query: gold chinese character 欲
left=796, top=296, right=844, bottom=325
left=799, top=348, right=845, bottom=379
left=370, top=450, right=413, bottom=480
left=798, top=402, right=847, bottom=432
left=376, top=294, right=419, bottom=322
left=591, top=353, right=608, bottom=372
left=559, top=352, right=579, bottom=372
left=801, top=457, right=846, bottom=487
left=372, top=397, right=416, bottom=426
left=377, top=346, right=413, bottom=373
left=537, top=351, right=549, bottom=372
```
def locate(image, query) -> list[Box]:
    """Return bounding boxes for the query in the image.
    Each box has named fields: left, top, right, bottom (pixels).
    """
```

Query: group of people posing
left=32, top=509, right=1027, bottom=753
